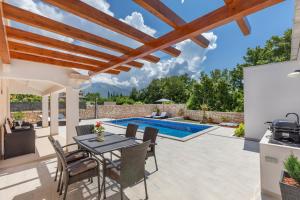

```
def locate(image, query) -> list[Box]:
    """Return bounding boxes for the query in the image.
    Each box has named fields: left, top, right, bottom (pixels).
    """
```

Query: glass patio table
left=73, top=132, right=139, bottom=197
left=73, top=132, right=138, bottom=155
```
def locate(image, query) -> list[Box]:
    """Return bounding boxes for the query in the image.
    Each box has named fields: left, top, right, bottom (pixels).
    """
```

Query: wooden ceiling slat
left=10, top=51, right=120, bottom=75
left=6, top=26, right=143, bottom=68
left=133, top=0, right=210, bottom=48
left=115, top=66, right=131, bottom=72
left=0, top=3, right=9, bottom=63
left=91, top=0, right=283, bottom=75
left=2, top=3, right=159, bottom=63
left=8, top=41, right=131, bottom=72
left=224, top=0, right=251, bottom=35
left=43, top=0, right=181, bottom=57
left=236, top=17, right=251, bottom=36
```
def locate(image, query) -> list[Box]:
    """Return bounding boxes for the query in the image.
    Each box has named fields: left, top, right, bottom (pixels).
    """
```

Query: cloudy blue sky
left=8, top=0, right=294, bottom=89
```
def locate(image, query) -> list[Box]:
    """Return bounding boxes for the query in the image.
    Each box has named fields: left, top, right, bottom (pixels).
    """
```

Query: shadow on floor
left=243, top=139, right=260, bottom=153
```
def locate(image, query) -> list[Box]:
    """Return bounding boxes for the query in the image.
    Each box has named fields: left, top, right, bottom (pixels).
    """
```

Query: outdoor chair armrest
left=135, top=138, right=157, bottom=146
left=67, top=157, right=99, bottom=171
left=105, top=158, right=121, bottom=170
left=65, top=149, right=88, bottom=157
left=62, top=143, right=77, bottom=148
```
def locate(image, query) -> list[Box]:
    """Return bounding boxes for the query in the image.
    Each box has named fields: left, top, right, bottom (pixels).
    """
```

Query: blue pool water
left=108, top=118, right=212, bottom=138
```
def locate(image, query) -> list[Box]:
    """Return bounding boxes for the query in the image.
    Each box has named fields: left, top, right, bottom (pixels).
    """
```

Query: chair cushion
left=107, top=167, right=120, bottom=182
left=69, top=158, right=97, bottom=176
left=106, top=159, right=121, bottom=182
left=65, top=150, right=88, bottom=163
left=7, top=117, right=14, bottom=129
left=4, top=124, right=12, bottom=134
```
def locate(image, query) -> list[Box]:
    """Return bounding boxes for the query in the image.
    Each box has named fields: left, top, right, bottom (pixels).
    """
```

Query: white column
left=7, top=89, right=10, bottom=118
left=0, top=79, right=9, bottom=157
left=42, top=95, right=49, bottom=127
left=66, top=87, right=79, bottom=149
left=50, top=92, right=59, bottom=135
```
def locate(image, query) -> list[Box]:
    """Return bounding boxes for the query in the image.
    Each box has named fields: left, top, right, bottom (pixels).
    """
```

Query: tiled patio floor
left=0, top=120, right=263, bottom=200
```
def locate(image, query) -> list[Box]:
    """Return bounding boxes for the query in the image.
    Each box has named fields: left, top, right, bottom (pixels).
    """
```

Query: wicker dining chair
left=75, top=124, right=94, bottom=136
left=123, top=123, right=138, bottom=138
left=143, top=127, right=159, bottom=171
left=54, top=140, right=101, bottom=200
left=48, top=135, right=89, bottom=191
left=102, top=141, right=151, bottom=200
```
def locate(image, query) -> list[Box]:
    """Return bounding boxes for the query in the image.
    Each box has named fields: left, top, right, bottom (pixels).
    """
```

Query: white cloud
left=93, top=33, right=218, bottom=88
left=7, top=0, right=218, bottom=91
left=82, top=0, right=114, bottom=16
left=121, top=12, right=156, bottom=37
left=7, top=0, right=63, bottom=20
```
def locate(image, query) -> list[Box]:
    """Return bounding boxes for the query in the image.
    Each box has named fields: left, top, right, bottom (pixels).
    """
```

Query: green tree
left=84, top=93, right=104, bottom=105
left=242, top=29, right=291, bottom=66
left=129, top=87, right=139, bottom=101
left=10, top=94, right=42, bottom=103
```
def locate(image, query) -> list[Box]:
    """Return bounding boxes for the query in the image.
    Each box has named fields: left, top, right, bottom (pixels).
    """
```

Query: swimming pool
left=107, top=118, right=216, bottom=141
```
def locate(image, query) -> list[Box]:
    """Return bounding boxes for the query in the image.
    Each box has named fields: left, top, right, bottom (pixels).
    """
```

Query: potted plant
left=234, top=123, right=245, bottom=137
left=280, top=154, right=300, bottom=200
left=13, top=112, right=25, bottom=127
left=94, top=121, right=105, bottom=141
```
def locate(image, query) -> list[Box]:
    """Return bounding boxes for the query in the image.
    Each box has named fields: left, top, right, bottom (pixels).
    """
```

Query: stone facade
left=15, top=104, right=244, bottom=124
left=185, top=110, right=244, bottom=123
left=97, top=104, right=186, bottom=119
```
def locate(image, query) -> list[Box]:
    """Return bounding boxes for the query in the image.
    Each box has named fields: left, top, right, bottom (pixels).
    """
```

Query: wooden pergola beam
left=43, top=0, right=181, bottom=57
left=8, top=41, right=131, bottom=72
left=224, top=0, right=251, bottom=35
left=2, top=3, right=159, bottom=63
left=10, top=51, right=120, bottom=75
left=6, top=27, right=143, bottom=68
left=133, top=0, right=210, bottom=48
left=92, top=0, right=283, bottom=75
left=0, top=3, right=9, bottom=63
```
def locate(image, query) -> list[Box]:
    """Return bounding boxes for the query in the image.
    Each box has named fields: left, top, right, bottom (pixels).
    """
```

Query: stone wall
left=185, top=110, right=244, bottom=123
left=14, top=104, right=244, bottom=124
left=79, top=106, right=95, bottom=119
left=97, top=104, right=186, bottom=119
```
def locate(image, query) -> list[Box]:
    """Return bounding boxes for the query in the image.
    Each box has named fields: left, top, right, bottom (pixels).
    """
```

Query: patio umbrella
left=155, top=98, right=172, bottom=112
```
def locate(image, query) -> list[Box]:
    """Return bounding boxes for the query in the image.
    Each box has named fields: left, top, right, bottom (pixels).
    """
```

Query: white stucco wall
left=244, top=61, right=300, bottom=140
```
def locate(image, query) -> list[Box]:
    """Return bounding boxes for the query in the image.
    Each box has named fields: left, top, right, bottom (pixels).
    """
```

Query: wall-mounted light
left=288, top=70, right=300, bottom=78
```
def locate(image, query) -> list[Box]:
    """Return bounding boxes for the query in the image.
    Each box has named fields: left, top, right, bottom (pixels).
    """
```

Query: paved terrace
left=0, top=119, right=262, bottom=200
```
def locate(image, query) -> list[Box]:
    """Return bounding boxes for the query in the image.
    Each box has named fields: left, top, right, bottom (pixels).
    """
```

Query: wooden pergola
left=0, top=0, right=284, bottom=77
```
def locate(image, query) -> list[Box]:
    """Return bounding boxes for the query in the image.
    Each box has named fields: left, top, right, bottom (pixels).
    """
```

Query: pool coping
left=103, top=117, right=220, bottom=142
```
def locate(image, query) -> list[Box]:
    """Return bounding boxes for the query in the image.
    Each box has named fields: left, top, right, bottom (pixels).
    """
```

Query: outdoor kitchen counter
left=260, top=130, right=300, bottom=199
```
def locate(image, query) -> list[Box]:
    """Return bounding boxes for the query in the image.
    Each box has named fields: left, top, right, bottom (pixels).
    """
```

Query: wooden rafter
left=10, top=51, right=120, bottom=75
left=92, top=0, right=283, bottom=75
left=0, top=3, right=9, bottom=63
left=8, top=41, right=131, bottom=72
left=43, top=0, right=181, bottom=57
left=224, top=0, right=251, bottom=35
left=2, top=2, right=159, bottom=63
left=6, top=26, right=143, bottom=68
left=133, top=0, right=209, bottom=48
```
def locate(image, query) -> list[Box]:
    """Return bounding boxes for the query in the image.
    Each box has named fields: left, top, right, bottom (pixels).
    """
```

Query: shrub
left=134, top=101, right=144, bottom=105
left=221, top=116, right=230, bottom=122
left=284, top=154, right=300, bottom=184
left=177, top=108, right=185, bottom=116
left=207, top=117, right=214, bottom=124
left=234, top=123, right=245, bottom=137
left=13, top=112, right=25, bottom=121
left=153, top=107, right=160, bottom=114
